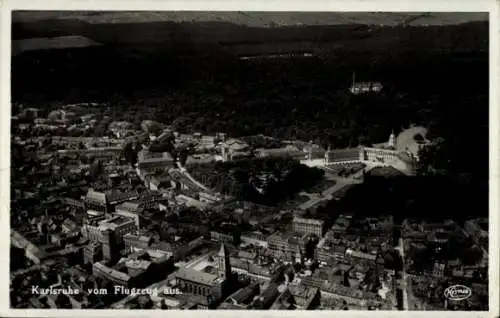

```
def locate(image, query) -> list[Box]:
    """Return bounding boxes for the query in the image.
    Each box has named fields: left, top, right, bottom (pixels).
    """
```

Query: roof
left=85, top=241, right=102, bottom=250
left=228, top=284, right=260, bottom=304
left=289, top=285, right=317, bottom=299
left=150, top=175, right=172, bottom=187
left=138, top=150, right=173, bottom=163
left=175, top=267, right=220, bottom=286
left=238, top=250, right=256, bottom=260
left=93, top=262, right=130, bottom=282
left=218, top=243, right=228, bottom=257
left=105, top=190, right=139, bottom=205
left=99, top=215, right=134, bottom=230
left=124, top=259, right=152, bottom=271
left=85, top=189, right=107, bottom=204
left=116, top=202, right=142, bottom=213
left=345, top=249, right=377, bottom=261
left=293, top=217, right=324, bottom=226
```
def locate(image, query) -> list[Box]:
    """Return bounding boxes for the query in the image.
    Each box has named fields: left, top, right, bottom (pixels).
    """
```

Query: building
left=115, top=202, right=144, bottom=231
left=174, top=244, right=232, bottom=307
left=359, top=147, right=400, bottom=165
left=199, top=192, right=223, bottom=204
left=216, top=244, right=232, bottom=281
left=211, top=226, right=241, bottom=245
left=344, top=248, right=377, bottom=263
left=220, top=283, right=260, bottom=309
left=316, top=231, right=347, bottom=263
left=278, top=285, right=320, bottom=309
left=137, top=150, right=174, bottom=176
left=241, top=231, right=268, bottom=248
left=229, top=258, right=275, bottom=283
left=324, top=147, right=362, bottom=164
left=83, top=241, right=103, bottom=264
left=219, top=139, right=251, bottom=162
left=11, top=230, right=47, bottom=265
left=349, top=73, right=383, bottom=95
left=433, top=262, right=446, bottom=278
left=82, top=215, right=137, bottom=245
left=84, top=189, right=108, bottom=215
left=267, top=231, right=308, bottom=260
left=249, top=283, right=280, bottom=309
left=148, top=175, right=172, bottom=191
left=300, top=276, right=384, bottom=307
left=292, top=217, right=325, bottom=237
left=185, top=154, right=215, bottom=167
left=101, top=229, right=118, bottom=262
left=105, top=191, right=140, bottom=209
left=56, top=147, right=122, bottom=160
left=123, top=233, right=152, bottom=252
left=92, top=262, right=143, bottom=287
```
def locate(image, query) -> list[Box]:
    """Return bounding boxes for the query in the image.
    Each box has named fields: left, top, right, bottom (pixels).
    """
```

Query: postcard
left=1, top=1, right=498, bottom=317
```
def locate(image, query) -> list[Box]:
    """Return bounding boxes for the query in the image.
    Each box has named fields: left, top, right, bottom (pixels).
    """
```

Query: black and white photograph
left=3, top=3, right=499, bottom=316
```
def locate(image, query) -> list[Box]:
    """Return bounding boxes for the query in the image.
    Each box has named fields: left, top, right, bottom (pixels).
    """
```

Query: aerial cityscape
left=9, top=11, right=490, bottom=311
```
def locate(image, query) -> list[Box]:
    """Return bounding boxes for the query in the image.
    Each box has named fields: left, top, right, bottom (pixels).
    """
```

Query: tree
left=89, top=160, right=103, bottom=178
left=123, top=142, right=138, bottom=165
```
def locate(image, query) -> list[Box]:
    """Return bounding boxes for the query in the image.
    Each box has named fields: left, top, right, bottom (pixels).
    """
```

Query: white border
left=1, top=1, right=498, bottom=318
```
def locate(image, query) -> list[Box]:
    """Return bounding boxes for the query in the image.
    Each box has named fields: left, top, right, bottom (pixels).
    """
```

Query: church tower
left=388, top=130, right=396, bottom=149
left=216, top=243, right=231, bottom=280
left=324, top=145, right=331, bottom=165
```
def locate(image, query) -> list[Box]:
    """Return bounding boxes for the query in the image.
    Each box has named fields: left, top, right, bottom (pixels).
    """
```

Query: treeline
left=12, top=19, right=488, bottom=52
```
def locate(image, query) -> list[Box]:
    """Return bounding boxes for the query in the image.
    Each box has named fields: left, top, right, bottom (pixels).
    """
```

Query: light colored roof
left=218, top=243, right=228, bottom=257
left=175, top=267, right=220, bottom=286
left=86, top=189, right=107, bottom=204
left=224, top=139, right=249, bottom=151
left=98, top=215, right=134, bottom=230
left=345, top=249, right=377, bottom=261
left=125, top=259, right=152, bottom=270
left=116, top=202, right=142, bottom=213
left=93, top=262, right=130, bottom=282
left=293, top=217, right=324, bottom=226
left=138, top=150, right=173, bottom=163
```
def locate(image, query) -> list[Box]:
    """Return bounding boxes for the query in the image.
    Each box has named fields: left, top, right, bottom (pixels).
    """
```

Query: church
left=174, top=244, right=235, bottom=308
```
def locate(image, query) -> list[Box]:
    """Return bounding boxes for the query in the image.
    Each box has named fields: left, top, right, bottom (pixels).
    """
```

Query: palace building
left=174, top=244, right=234, bottom=308
left=292, top=217, right=325, bottom=237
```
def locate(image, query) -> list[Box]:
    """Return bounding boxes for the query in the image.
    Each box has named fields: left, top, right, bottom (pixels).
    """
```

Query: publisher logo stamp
left=444, top=285, right=472, bottom=301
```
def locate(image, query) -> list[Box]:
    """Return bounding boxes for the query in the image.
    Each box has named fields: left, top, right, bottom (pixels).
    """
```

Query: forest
left=188, top=157, right=325, bottom=205
left=11, top=20, right=489, bottom=218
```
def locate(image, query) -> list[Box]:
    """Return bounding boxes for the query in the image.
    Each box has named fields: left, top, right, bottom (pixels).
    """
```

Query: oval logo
left=444, top=285, right=472, bottom=301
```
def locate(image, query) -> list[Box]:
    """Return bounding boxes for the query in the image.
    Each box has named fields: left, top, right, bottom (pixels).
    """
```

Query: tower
left=216, top=243, right=231, bottom=280
left=307, top=140, right=313, bottom=161
left=325, top=145, right=331, bottom=165
left=101, top=229, right=117, bottom=262
left=388, top=130, right=396, bottom=149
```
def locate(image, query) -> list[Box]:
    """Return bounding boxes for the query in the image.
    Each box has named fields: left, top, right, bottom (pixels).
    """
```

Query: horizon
left=12, top=11, right=489, bottom=27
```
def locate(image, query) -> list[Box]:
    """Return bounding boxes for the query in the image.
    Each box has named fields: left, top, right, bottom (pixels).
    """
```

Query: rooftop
left=175, top=267, right=221, bottom=286
left=116, top=201, right=143, bottom=213
left=93, top=262, right=130, bottom=282
left=293, top=217, right=324, bottom=226
left=98, top=215, right=134, bottom=230
left=85, top=189, right=107, bottom=204
left=138, top=150, right=173, bottom=163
